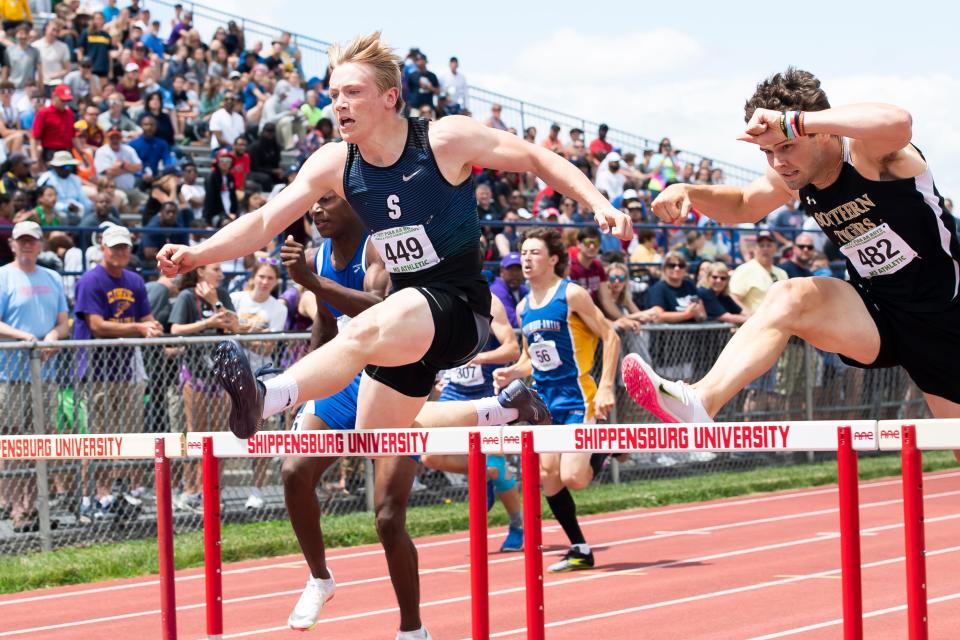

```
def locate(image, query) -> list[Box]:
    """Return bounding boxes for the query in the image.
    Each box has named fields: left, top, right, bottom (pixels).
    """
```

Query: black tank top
left=799, top=139, right=960, bottom=311
left=342, top=117, right=489, bottom=314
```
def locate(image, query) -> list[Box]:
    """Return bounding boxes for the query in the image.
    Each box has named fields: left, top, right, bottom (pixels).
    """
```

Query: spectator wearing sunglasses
left=569, top=226, right=641, bottom=332
left=778, top=232, right=816, bottom=279
left=605, top=262, right=659, bottom=324
left=644, top=252, right=705, bottom=324
left=696, top=262, right=748, bottom=325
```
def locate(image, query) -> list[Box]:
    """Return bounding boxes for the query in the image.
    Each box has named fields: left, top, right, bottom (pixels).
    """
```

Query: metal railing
left=142, top=0, right=760, bottom=184
left=0, top=326, right=926, bottom=553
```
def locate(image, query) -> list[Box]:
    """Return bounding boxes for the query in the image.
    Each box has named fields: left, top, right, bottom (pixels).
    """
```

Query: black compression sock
left=545, top=487, right=586, bottom=546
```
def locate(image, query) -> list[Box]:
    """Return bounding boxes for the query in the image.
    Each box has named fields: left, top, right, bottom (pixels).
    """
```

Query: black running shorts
left=839, top=286, right=960, bottom=403
left=364, top=286, right=491, bottom=397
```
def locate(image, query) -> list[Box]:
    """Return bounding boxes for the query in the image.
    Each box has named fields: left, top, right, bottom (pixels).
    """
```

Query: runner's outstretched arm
left=157, top=142, right=346, bottom=276
left=432, top=115, right=632, bottom=239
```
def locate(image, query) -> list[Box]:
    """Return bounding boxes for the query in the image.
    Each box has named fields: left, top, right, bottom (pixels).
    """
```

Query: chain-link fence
left=0, top=327, right=927, bottom=554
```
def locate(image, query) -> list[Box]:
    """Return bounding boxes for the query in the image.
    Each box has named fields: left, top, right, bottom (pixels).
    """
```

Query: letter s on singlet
left=387, top=194, right=402, bottom=220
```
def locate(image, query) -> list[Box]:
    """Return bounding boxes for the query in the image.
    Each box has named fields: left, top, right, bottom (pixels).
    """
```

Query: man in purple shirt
left=74, top=225, right=162, bottom=510
left=489, top=252, right=527, bottom=328
left=166, top=11, right=193, bottom=48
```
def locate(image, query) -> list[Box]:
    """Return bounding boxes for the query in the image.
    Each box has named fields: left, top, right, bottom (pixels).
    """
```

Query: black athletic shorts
left=364, top=286, right=491, bottom=397
left=839, top=286, right=960, bottom=403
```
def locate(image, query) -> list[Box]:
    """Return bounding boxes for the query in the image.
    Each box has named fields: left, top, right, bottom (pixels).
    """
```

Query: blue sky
left=198, top=0, right=960, bottom=197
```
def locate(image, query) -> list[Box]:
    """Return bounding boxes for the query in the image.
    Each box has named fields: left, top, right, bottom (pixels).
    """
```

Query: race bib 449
left=371, top=225, right=440, bottom=273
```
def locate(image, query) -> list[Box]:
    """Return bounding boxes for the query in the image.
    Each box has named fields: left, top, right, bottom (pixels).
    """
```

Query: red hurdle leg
left=521, top=431, right=545, bottom=640
left=468, top=432, right=489, bottom=640
left=837, top=426, right=863, bottom=640
left=202, top=437, right=223, bottom=639
left=154, top=437, right=177, bottom=640
left=902, top=424, right=928, bottom=640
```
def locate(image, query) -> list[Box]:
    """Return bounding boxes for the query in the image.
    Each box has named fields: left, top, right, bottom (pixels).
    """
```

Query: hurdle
left=0, top=433, right=183, bottom=639
left=187, top=427, right=496, bottom=639
left=879, top=419, right=960, bottom=640
left=2, top=419, right=954, bottom=638
left=499, top=420, right=877, bottom=640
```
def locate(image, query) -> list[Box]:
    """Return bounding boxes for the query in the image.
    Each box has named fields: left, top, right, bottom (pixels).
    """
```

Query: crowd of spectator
left=0, top=3, right=953, bottom=531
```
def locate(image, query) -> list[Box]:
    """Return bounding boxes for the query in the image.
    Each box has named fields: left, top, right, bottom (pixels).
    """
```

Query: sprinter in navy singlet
left=157, top=32, right=630, bottom=638
left=621, top=68, right=960, bottom=456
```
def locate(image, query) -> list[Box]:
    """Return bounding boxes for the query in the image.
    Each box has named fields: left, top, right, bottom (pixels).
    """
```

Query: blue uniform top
left=313, top=234, right=368, bottom=318
left=518, top=280, right=598, bottom=392
left=342, top=117, right=489, bottom=313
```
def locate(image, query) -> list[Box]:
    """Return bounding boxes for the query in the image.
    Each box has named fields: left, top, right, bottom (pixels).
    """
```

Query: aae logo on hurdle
left=528, top=421, right=878, bottom=453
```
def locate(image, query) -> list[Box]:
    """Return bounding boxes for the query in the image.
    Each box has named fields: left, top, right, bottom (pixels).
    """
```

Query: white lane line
left=6, top=503, right=960, bottom=636
left=6, top=469, right=955, bottom=606
left=744, top=592, right=960, bottom=639
left=214, top=528, right=960, bottom=639
left=464, top=546, right=960, bottom=639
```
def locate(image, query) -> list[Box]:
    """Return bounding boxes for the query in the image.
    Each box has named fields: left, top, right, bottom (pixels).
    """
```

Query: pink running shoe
left=621, top=353, right=710, bottom=423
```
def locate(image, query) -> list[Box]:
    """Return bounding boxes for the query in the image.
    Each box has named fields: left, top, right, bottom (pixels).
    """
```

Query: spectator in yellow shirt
left=1, top=0, right=32, bottom=31
left=728, top=230, right=788, bottom=313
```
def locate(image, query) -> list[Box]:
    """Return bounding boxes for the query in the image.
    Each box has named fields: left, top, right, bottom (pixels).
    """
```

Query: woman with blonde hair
left=606, top=261, right=659, bottom=324
left=696, top=262, right=749, bottom=325
left=230, top=256, right=288, bottom=508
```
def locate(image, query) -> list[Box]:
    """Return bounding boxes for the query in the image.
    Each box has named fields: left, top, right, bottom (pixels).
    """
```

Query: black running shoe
left=547, top=547, right=595, bottom=573
left=213, top=340, right=264, bottom=439
left=498, top=380, right=552, bottom=425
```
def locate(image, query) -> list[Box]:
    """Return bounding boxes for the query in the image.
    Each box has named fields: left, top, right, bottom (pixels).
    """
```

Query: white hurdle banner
left=183, top=420, right=881, bottom=459
left=0, top=421, right=885, bottom=461
left=878, top=419, right=960, bottom=451
left=0, top=432, right=183, bottom=460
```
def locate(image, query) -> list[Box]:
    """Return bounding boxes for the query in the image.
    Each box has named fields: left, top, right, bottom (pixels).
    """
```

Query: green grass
left=1, top=451, right=955, bottom=594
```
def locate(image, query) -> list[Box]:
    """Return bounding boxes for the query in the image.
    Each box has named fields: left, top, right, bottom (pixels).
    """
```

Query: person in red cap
left=31, top=83, right=75, bottom=164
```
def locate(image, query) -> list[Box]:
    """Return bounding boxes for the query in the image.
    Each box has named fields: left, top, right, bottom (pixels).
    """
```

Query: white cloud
left=471, top=29, right=960, bottom=198
left=512, top=28, right=701, bottom=84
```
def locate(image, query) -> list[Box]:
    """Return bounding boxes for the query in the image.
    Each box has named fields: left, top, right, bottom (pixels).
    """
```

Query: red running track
left=2, top=470, right=960, bottom=639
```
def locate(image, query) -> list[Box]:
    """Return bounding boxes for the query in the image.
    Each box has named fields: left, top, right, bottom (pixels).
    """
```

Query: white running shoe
left=287, top=571, right=336, bottom=630
left=244, top=493, right=265, bottom=510
left=621, top=353, right=711, bottom=423
left=396, top=626, right=433, bottom=639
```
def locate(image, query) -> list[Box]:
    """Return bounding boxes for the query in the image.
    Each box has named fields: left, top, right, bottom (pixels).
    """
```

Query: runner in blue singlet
left=495, top=228, right=622, bottom=573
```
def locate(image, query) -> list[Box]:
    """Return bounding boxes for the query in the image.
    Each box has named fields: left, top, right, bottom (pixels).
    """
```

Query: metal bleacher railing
left=142, top=0, right=760, bottom=185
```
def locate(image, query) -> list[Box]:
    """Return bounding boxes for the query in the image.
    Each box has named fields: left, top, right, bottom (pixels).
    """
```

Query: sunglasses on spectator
left=665, top=262, right=686, bottom=269
left=711, top=275, right=729, bottom=281
left=257, top=256, right=280, bottom=265
left=608, top=274, right=626, bottom=282
left=581, top=239, right=600, bottom=248
left=795, top=244, right=815, bottom=250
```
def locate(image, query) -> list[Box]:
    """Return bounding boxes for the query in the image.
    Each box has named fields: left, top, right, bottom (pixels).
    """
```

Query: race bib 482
left=839, top=223, right=917, bottom=279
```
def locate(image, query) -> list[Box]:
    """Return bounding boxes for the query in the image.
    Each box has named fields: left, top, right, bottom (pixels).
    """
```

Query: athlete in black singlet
left=620, top=68, right=960, bottom=458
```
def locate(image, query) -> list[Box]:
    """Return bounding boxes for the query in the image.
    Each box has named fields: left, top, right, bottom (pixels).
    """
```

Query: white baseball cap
left=516, top=207, right=533, bottom=220
left=11, top=221, right=42, bottom=240
left=102, top=225, right=133, bottom=247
